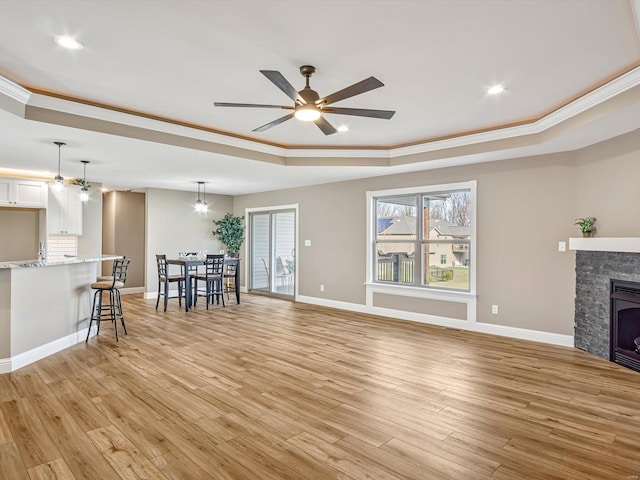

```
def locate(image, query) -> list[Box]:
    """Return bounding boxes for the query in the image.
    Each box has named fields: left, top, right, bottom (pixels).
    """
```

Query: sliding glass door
left=249, top=209, right=296, bottom=298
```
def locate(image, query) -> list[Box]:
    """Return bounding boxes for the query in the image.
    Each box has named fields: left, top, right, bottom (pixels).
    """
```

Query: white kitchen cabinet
left=0, top=177, right=48, bottom=207
left=47, top=185, right=83, bottom=235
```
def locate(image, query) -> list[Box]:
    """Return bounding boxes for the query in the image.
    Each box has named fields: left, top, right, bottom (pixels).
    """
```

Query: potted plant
left=213, top=213, right=245, bottom=257
left=575, top=217, right=596, bottom=237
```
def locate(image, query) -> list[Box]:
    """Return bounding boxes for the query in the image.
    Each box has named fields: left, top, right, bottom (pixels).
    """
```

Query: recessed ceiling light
left=487, top=84, right=505, bottom=95
left=55, top=35, right=83, bottom=50
left=337, top=125, right=349, bottom=133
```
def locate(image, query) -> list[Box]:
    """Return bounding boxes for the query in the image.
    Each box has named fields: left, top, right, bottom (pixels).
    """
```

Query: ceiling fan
left=214, top=65, right=395, bottom=135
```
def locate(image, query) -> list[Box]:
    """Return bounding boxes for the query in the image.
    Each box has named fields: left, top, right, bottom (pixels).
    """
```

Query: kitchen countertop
left=0, top=254, right=123, bottom=269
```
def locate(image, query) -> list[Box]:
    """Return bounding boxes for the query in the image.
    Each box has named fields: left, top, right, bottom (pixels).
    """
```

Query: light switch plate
left=558, top=241, right=566, bottom=252
left=304, top=240, right=311, bottom=247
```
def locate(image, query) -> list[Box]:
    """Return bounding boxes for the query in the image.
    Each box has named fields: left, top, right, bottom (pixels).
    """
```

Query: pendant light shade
left=53, top=141, right=65, bottom=191
left=79, top=160, right=89, bottom=202
left=194, top=181, right=209, bottom=213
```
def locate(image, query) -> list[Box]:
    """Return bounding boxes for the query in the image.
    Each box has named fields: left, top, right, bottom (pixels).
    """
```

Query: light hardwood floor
left=1, top=293, right=639, bottom=479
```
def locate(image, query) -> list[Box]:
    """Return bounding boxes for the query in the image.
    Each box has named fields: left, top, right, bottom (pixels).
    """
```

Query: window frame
left=366, top=181, right=477, bottom=297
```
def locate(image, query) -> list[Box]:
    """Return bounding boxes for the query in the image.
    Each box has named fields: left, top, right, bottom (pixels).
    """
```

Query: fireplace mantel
left=569, top=237, right=640, bottom=253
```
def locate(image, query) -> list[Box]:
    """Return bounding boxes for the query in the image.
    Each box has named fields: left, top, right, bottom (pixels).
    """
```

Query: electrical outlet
left=320, top=284, right=325, bottom=292
left=492, top=304, right=499, bottom=315
left=558, top=241, right=566, bottom=252
left=305, top=239, right=311, bottom=247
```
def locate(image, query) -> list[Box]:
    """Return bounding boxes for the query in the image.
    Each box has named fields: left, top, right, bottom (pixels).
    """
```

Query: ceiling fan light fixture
left=294, top=105, right=321, bottom=122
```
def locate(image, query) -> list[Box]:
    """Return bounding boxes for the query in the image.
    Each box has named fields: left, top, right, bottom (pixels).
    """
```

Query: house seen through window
left=374, top=186, right=472, bottom=291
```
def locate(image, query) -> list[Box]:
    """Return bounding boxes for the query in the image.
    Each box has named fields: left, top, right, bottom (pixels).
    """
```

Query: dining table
left=167, top=257, right=240, bottom=312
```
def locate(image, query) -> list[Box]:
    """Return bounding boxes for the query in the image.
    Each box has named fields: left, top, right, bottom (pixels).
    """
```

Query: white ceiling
left=0, top=0, right=640, bottom=194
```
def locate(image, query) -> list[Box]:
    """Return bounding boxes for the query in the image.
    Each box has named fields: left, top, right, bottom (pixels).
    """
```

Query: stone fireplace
left=572, top=238, right=640, bottom=373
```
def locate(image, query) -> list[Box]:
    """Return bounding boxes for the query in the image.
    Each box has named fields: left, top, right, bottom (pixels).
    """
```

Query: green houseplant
left=213, top=213, right=245, bottom=257
left=575, top=217, right=596, bottom=237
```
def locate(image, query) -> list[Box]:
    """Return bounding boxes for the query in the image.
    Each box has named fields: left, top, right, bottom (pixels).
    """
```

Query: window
left=371, top=182, right=474, bottom=292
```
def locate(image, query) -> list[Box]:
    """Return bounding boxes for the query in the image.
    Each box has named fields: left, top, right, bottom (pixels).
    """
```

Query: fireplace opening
left=610, top=279, right=640, bottom=373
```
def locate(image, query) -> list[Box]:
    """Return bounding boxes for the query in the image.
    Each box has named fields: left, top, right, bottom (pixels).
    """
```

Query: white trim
left=5, top=327, right=94, bottom=372
left=296, top=295, right=572, bottom=347
left=390, top=66, right=640, bottom=158
left=16, top=66, right=640, bottom=162
left=120, top=286, right=145, bottom=295
left=245, top=204, right=299, bottom=300
left=28, top=93, right=287, bottom=159
left=144, top=291, right=158, bottom=300
left=366, top=180, right=477, bottom=295
left=569, top=237, right=640, bottom=253
left=0, top=75, right=31, bottom=104
left=0, top=358, right=11, bottom=374
left=473, top=322, right=574, bottom=347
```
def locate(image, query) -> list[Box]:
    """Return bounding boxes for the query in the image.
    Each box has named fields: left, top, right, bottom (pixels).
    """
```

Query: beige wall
left=0, top=208, right=40, bottom=262
left=145, top=188, right=232, bottom=293
left=77, top=182, right=103, bottom=257
left=101, top=191, right=145, bottom=287
left=574, top=131, right=640, bottom=236
left=234, top=151, right=583, bottom=336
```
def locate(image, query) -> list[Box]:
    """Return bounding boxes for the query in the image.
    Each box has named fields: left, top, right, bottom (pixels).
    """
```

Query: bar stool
left=86, top=258, right=131, bottom=342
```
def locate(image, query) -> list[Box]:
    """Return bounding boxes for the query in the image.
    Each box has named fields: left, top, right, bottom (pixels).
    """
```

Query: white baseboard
left=0, top=357, right=11, bottom=374
left=3, top=327, right=94, bottom=373
left=296, top=294, right=574, bottom=348
left=144, top=291, right=158, bottom=300
left=120, top=286, right=145, bottom=295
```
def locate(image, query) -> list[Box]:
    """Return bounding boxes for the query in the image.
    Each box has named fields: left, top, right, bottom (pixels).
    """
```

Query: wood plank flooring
left=1, top=293, right=640, bottom=479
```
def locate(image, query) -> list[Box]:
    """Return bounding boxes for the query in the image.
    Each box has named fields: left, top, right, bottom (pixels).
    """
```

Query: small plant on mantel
left=575, top=217, right=596, bottom=237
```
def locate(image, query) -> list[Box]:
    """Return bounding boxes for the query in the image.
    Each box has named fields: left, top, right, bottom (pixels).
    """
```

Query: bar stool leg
left=86, top=289, right=99, bottom=342
left=110, top=290, right=119, bottom=341
left=116, top=289, right=127, bottom=335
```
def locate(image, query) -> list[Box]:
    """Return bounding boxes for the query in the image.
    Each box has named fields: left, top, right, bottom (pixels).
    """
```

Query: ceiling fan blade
left=214, top=102, right=293, bottom=109
left=314, top=116, right=337, bottom=135
left=252, top=113, right=295, bottom=132
left=322, top=106, right=395, bottom=119
left=260, top=70, right=305, bottom=104
left=317, top=76, right=384, bottom=106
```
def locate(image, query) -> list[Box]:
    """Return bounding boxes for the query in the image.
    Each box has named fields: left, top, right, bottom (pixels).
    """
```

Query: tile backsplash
left=47, top=235, right=78, bottom=259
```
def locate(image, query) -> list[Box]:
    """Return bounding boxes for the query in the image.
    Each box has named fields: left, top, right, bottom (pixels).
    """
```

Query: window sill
left=365, top=282, right=476, bottom=303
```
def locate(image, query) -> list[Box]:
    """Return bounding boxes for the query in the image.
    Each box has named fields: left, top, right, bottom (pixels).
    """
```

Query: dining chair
left=224, top=260, right=237, bottom=300
left=155, top=254, right=186, bottom=311
left=194, top=254, right=225, bottom=309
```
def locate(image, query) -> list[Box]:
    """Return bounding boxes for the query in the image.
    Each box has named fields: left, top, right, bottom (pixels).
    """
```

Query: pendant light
left=194, top=181, right=204, bottom=212
left=79, top=160, right=89, bottom=202
left=194, top=181, right=209, bottom=213
left=201, top=181, right=208, bottom=213
left=53, top=141, right=65, bottom=191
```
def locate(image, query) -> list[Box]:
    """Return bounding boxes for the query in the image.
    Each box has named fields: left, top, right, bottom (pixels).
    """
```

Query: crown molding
left=390, top=65, right=640, bottom=158
left=0, top=75, right=31, bottom=104
left=10, top=64, right=640, bottom=163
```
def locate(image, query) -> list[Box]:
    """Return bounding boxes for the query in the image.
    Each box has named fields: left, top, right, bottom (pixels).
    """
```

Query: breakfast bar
left=0, top=254, right=121, bottom=373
